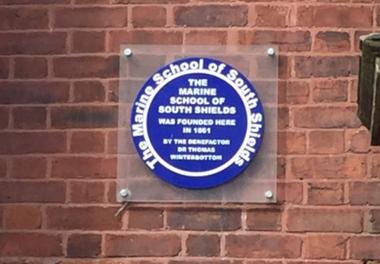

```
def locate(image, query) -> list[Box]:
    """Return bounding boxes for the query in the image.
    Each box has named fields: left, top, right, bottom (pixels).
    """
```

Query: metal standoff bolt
left=267, top=47, right=275, bottom=56
left=265, top=190, right=273, bottom=199
left=123, top=48, right=133, bottom=57
left=119, top=188, right=131, bottom=199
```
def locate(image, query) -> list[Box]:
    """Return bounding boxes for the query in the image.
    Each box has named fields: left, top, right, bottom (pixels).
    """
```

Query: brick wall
left=0, top=0, right=380, bottom=263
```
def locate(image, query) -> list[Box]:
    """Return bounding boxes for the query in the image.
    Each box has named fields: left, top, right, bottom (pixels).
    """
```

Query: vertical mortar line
left=66, top=130, right=72, bottom=153
left=241, top=208, right=247, bottom=231
left=247, top=3, right=255, bottom=28
left=62, top=231, right=69, bottom=258
left=48, top=6, right=54, bottom=32
left=8, top=106, right=14, bottom=129
left=127, top=4, right=133, bottom=30
left=65, top=180, right=71, bottom=204
left=180, top=232, right=188, bottom=257
left=220, top=231, right=226, bottom=257
left=343, top=181, right=350, bottom=205
left=66, top=31, right=73, bottom=55
left=349, top=29, right=355, bottom=53
left=104, top=180, right=110, bottom=203
left=302, top=180, right=308, bottom=205
left=166, top=5, right=175, bottom=28
left=8, top=57, right=15, bottom=80
left=163, top=208, right=168, bottom=230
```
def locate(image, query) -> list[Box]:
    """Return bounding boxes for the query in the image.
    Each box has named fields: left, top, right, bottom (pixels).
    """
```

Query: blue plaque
left=130, top=57, right=265, bottom=189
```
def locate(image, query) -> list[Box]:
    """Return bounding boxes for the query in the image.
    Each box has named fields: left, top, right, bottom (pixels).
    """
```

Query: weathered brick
left=4, top=205, right=41, bottom=229
left=174, top=5, right=247, bottom=27
left=0, top=32, right=67, bottom=55
left=72, top=31, right=106, bottom=53
left=73, top=81, right=105, bottom=102
left=349, top=236, right=380, bottom=259
left=185, top=30, right=227, bottom=45
left=104, top=234, right=181, bottom=257
left=53, top=56, right=119, bottom=78
left=367, top=209, right=380, bottom=233
left=278, top=106, right=289, bottom=129
left=0, top=233, right=62, bottom=257
left=287, top=208, right=362, bottom=232
left=278, top=131, right=306, bottom=154
left=304, top=235, right=347, bottom=259
left=246, top=208, right=282, bottom=231
left=0, top=8, right=48, bottom=30
left=314, top=31, right=351, bottom=52
left=297, top=6, right=372, bottom=27
left=307, top=182, right=344, bottom=205
left=0, top=158, right=7, bottom=178
left=51, top=106, right=117, bottom=128
left=14, top=57, right=48, bottom=79
left=70, top=131, right=105, bottom=153
left=54, top=7, right=127, bottom=28
left=51, top=157, right=116, bottom=179
left=10, top=157, right=46, bottom=179
left=225, top=234, right=302, bottom=258
left=46, top=206, right=121, bottom=230
left=0, top=107, right=9, bottom=129
left=308, top=130, right=345, bottom=154
left=239, top=30, right=311, bottom=52
left=0, top=132, right=66, bottom=154
left=277, top=182, right=303, bottom=204
left=128, top=208, right=164, bottom=230
left=0, top=57, right=9, bottom=78
left=252, top=5, right=290, bottom=27
left=293, top=107, right=360, bottom=128
left=349, top=182, right=380, bottom=205
left=167, top=208, right=241, bottom=231
left=132, top=6, right=166, bottom=27
left=0, top=181, right=65, bottom=203
left=279, top=81, right=310, bottom=104
left=294, top=56, right=358, bottom=78
left=67, top=234, right=101, bottom=258
left=0, top=0, right=69, bottom=3
left=0, top=81, right=69, bottom=104
left=109, top=30, right=183, bottom=51
left=347, top=129, right=371, bottom=153
left=313, top=79, right=348, bottom=103
left=186, top=234, right=220, bottom=257
left=371, top=155, right=380, bottom=178
left=69, top=181, right=105, bottom=203
left=13, top=107, right=46, bottom=129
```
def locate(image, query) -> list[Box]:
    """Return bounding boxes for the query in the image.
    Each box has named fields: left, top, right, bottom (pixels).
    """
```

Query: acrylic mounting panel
left=117, top=45, right=278, bottom=203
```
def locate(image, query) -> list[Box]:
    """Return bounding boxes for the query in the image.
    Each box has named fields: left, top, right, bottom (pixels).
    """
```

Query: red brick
left=0, top=233, right=62, bottom=257
left=0, top=81, right=69, bottom=104
left=67, top=234, right=101, bottom=257
left=307, top=182, right=344, bottom=205
left=72, top=31, right=106, bottom=53
left=109, top=30, right=182, bottom=51
left=0, top=158, right=7, bottom=178
left=252, top=5, right=290, bottom=27
left=350, top=236, right=380, bottom=259
left=354, top=30, right=372, bottom=52
left=73, top=81, right=105, bottom=102
left=54, top=7, right=127, bottom=28
left=277, top=182, right=303, bottom=204
left=0, top=57, right=9, bottom=78
left=13, top=107, right=46, bottom=129
left=304, top=235, right=347, bottom=259
left=246, top=208, right=282, bottom=231
left=367, top=209, right=380, bottom=233
left=293, top=107, right=360, bottom=128
left=278, top=131, right=306, bottom=154
left=174, top=5, right=247, bottom=27
left=313, top=80, right=348, bottom=103
left=132, top=6, right=166, bottom=28
left=69, top=181, right=105, bottom=203
left=51, top=157, right=116, bottom=179
left=239, top=30, right=311, bottom=52
left=279, top=55, right=291, bottom=79
left=290, top=156, right=367, bottom=179
left=375, top=7, right=380, bottom=26
left=314, top=31, right=351, bottom=52
left=278, top=106, right=289, bottom=129
left=185, top=30, right=227, bottom=45
left=0, top=181, right=65, bottom=203
left=294, top=56, right=358, bottom=78
left=105, top=234, right=181, bottom=257
left=297, top=6, right=372, bottom=27
left=349, top=182, right=380, bottom=205
left=0, top=8, right=48, bottom=30
left=115, top=0, right=188, bottom=3
left=53, top=56, right=118, bottom=78
left=308, top=130, right=345, bottom=154
left=128, top=208, right=164, bottom=230
left=107, top=130, right=135, bottom=154
left=0, top=32, right=67, bottom=55
left=278, top=81, right=309, bottom=104
left=0, top=0, right=69, bottom=3
left=371, top=155, right=380, bottom=178
left=46, top=206, right=121, bottom=230
left=225, top=234, right=302, bottom=258
left=169, top=261, right=243, bottom=264
left=14, top=57, right=48, bottom=79
left=287, top=208, right=362, bottom=232
left=167, top=208, right=241, bottom=231
left=347, top=129, right=370, bottom=153
left=0, top=107, right=9, bottom=129
left=4, top=205, right=41, bottom=229
left=70, top=131, right=105, bottom=153
left=0, top=132, right=66, bottom=154
left=10, top=157, right=46, bottom=179
left=51, top=106, right=117, bottom=128
left=186, top=234, right=220, bottom=257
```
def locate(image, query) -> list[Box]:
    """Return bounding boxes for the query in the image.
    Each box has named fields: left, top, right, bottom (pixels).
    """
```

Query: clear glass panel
left=117, top=45, right=278, bottom=203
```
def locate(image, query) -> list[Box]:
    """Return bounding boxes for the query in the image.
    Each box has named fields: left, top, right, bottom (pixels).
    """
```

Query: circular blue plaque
left=130, top=57, right=265, bottom=189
